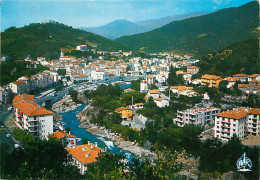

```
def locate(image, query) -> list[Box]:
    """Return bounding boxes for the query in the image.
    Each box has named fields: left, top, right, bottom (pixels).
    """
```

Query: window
left=34, top=116, right=37, bottom=120
left=233, top=124, right=236, bottom=127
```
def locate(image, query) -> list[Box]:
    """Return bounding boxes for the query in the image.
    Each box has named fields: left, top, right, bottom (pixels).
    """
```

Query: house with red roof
left=66, top=143, right=101, bottom=174
left=50, top=131, right=77, bottom=148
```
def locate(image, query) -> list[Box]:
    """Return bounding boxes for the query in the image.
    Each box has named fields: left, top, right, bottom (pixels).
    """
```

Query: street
left=0, top=105, right=16, bottom=153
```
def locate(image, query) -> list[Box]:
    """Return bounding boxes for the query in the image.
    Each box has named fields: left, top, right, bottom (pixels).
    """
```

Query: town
left=0, top=1, right=259, bottom=179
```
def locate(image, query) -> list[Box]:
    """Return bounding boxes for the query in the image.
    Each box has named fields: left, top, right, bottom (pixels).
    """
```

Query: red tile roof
left=13, top=94, right=35, bottom=104
left=249, top=108, right=260, bottom=115
left=66, top=144, right=101, bottom=165
left=13, top=100, right=53, bottom=116
left=148, top=89, right=159, bottom=94
left=216, top=109, right=248, bottom=120
left=50, top=131, right=76, bottom=139
left=12, top=80, right=26, bottom=85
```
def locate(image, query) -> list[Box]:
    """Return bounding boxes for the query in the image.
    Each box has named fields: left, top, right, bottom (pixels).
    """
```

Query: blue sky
left=1, top=0, right=254, bottom=31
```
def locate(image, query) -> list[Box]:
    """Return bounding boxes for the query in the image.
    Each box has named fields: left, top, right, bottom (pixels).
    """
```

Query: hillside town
left=0, top=1, right=259, bottom=179
left=1, top=42, right=259, bottom=178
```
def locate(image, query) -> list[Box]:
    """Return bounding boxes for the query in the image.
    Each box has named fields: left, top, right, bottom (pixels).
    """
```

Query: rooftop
left=66, top=144, right=101, bottom=165
left=50, top=131, right=76, bottom=139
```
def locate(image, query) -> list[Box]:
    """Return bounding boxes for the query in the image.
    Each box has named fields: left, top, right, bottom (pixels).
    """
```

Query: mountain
left=115, top=1, right=259, bottom=56
left=197, top=38, right=259, bottom=77
left=1, top=22, right=126, bottom=60
left=80, top=12, right=209, bottom=40
left=135, top=12, right=209, bottom=30
left=80, top=20, right=151, bottom=40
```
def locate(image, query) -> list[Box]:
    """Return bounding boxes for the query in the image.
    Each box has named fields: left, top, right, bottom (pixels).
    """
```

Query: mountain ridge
left=80, top=12, right=209, bottom=40
left=115, top=1, right=259, bottom=56
left=1, top=22, right=126, bottom=60
left=80, top=20, right=150, bottom=40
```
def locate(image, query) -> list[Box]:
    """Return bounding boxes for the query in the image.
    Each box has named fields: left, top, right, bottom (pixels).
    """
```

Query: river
left=60, top=104, right=132, bottom=159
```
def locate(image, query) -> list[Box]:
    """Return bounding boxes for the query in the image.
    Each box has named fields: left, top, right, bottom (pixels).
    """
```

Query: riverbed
left=60, top=104, right=132, bottom=159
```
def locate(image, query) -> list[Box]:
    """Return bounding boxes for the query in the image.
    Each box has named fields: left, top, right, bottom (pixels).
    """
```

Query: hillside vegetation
left=195, top=38, right=259, bottom=78
left=115, top=1, right=259, bottom=56
left=1, top=23, right=126, bottom=60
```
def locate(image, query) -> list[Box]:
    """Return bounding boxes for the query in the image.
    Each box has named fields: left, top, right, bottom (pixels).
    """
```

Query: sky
left=1, top=0, right=254, bottom=31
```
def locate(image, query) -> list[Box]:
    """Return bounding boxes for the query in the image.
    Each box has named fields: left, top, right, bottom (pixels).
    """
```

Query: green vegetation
left=0, top=60, right=49, bottom=86
left=1, top=129, right=81, bottom=179
left=115, top=1, right=258, bottom=56
left=196, top=39, right=259, bottom=77
left=167, top=65, right=185, bottom=86
left=2, top=23, right=126, bottom=60
left=199, top=136, right=259, bottom=180
left=57, top=69, right=66, bottom=76
left=68, top=89, right=82, bottom=104
left=85, top=151, right=182, bottom=179
left=130, top=79, right=141, bottom=91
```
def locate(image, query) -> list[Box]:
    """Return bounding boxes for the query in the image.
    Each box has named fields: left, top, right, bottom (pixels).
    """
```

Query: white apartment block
left=247, top=108, right=260, bottom=136
left=91, top=70, right=106, bottom=80
left=76, top=45, right=87, bottom=51
left=9, top=80, right=28, bottom=94
left=140, top=80, right=149, bottom=93
left=154, top=98, right=169, bottom=108
left=214, top=109, right=247, bottom=142
left=12, top=94, right=53, bottom=139
left=174, top=107, right=220, bottom=127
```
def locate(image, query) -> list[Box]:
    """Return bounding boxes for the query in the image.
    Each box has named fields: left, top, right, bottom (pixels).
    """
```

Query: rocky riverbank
left=77, top=104, right=157, bottom=160
left=52, top=95, right=82, bottom=113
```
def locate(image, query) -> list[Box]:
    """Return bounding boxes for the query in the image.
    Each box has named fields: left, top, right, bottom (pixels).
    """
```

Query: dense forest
left=115, top=1, right=259, bottom=56
left=1, top=22, right=126, bottom=60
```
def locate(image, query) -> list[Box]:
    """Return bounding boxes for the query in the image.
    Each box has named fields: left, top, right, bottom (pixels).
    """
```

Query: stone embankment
left=52, top=95, right=81, bottom=113
left=77, top=104, right=157, bottom=160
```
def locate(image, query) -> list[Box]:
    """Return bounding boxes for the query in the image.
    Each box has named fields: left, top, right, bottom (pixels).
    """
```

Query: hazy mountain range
left=80, top=12, right=209, bottom=40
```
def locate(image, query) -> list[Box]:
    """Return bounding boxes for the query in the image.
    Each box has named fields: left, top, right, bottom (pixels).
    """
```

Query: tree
left=167, top=65, right=176, bottom=86
left=218, top=80, right=229, bottom=93
left=84, top=151, right=127, bottom=179
left=57, top=69, right=66, bottom=76
left=131, top=80, right=141, bottom=91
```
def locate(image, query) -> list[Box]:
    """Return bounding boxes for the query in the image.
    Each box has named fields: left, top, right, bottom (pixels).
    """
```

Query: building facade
left=12, top=94, right=53, bottom=139
left=174, top=107, right=220, bottom=127
left=214, top=109, right=247, bottom=142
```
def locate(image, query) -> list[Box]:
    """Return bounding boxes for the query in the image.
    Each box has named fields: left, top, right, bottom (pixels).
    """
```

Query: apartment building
left=214, top=109, right=247, bottom=142
left=187, top=66, right=199, bottom=75
left=12, top=94, right=53, bottom=139
left=201, top=74, right=223, bottom=88
left=247, top=108, right=260, bottom=136
left=174, top=107, right=220, bottom=127
left=9, top=80, right=28, bottom=94
left=140, top=80, right=149, bottom=93
left=91, top=70, right=106, bottom=81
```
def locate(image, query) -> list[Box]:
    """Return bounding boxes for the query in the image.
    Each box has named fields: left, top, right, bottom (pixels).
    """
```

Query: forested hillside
left=115, top=1, right=259, bottom=56
left=2, top=22, right=126, bottom=60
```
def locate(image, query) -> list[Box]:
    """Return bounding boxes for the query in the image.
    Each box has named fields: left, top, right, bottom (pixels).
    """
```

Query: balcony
left=27, top=119, right=38, bottom=122
left=27, top=122, right=38, bottom=128
left=28, top=127, right=38, bottom=132
left=222, top=121, right=231, bottom=124
left=221, top=125, right=230, bottom=129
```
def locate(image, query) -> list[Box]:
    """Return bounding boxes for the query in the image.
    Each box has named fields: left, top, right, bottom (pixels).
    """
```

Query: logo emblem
left=236, top=152, right=252, bottom=172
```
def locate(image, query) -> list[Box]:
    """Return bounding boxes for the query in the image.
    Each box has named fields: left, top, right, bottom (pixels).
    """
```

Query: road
left=0, top=105, right=16, bottom=153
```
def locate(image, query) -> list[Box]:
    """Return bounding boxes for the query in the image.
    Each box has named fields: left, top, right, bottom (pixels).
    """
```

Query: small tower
left=60, top=50, right=64, bottom=58
left=140, top=80, right=149, bottom=93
